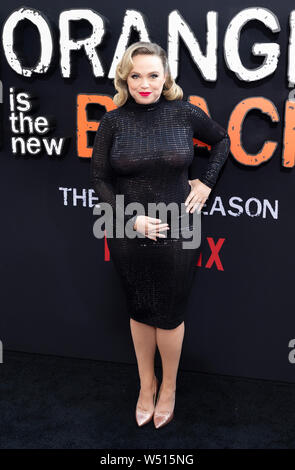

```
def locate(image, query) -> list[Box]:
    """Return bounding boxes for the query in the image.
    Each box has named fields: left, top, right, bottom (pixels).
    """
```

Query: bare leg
left=155, top=321, right=185, bottom=411
left=130, top=318, right=157, bottom=410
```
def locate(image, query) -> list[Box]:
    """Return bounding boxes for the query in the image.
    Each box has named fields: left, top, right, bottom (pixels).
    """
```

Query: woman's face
left=126, top=54, right=167, bottom=104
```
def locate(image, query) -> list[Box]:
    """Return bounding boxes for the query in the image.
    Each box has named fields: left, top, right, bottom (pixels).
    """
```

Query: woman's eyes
left=131, top=74, right=158, bottom=79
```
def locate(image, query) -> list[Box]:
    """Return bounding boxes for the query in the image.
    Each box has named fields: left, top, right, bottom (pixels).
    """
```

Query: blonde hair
left=113, top=41, right=183, bottom=107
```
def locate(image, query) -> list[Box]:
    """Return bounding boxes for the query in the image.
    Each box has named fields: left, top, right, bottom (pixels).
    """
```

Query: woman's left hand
left=185, top=179, right=212, bottom=213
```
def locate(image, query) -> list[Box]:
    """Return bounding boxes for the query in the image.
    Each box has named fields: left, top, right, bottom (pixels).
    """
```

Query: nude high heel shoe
left=153, top=384, right=175, bottom=429
left=135, top=376, right=159, bottom=427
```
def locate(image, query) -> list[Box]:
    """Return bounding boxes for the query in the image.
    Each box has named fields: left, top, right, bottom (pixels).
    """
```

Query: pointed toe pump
left=153, top=385, right=175, bottom=429
left=135, top=376, right=159, bottom=427
left=153, top=409, right=174, bottom=429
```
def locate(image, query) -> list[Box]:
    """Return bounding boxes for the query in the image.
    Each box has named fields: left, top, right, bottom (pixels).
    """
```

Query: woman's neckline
left=124, top=92, right=166, bottom=111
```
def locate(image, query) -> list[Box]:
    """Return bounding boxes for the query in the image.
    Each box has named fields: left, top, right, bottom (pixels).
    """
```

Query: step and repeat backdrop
left=1, top=0, right=294, bottom=382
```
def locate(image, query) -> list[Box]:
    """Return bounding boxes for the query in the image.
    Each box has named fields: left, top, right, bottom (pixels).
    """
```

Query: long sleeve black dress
left=90, top=92, right=231, bottom=329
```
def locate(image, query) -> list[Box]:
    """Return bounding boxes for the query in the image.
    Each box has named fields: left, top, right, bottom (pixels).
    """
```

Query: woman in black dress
left=91, top=42, right=231, bottom=429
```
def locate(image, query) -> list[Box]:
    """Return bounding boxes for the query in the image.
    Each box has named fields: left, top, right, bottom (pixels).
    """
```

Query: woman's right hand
left=134, top=216, right=170, bottom=241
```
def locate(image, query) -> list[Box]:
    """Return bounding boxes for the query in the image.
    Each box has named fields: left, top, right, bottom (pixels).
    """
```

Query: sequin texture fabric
left=90, top=93, right=231, bottom=329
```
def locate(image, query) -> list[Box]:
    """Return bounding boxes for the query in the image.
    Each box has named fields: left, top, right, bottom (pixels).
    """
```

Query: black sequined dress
left=91, top=93, right=231, bottom=329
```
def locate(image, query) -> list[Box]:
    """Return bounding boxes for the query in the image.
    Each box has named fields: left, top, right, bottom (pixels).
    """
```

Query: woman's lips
left=139, top=92, right=151, bottom=96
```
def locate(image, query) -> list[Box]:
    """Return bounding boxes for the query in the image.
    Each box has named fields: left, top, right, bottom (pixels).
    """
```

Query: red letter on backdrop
left=77, top=94, right=116, bottom=158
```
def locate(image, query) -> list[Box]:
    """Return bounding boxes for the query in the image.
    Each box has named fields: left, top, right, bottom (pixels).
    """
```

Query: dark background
left=1, top=0, right=294, bottom=382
